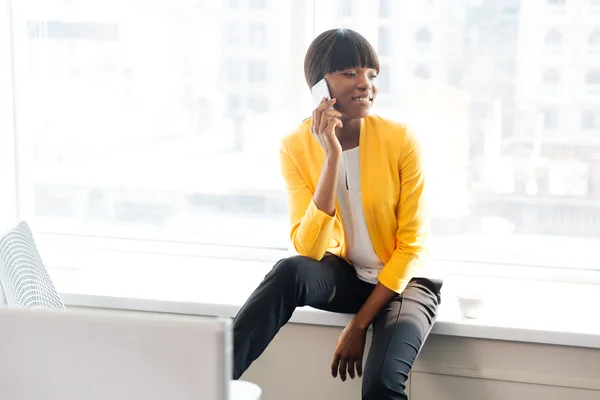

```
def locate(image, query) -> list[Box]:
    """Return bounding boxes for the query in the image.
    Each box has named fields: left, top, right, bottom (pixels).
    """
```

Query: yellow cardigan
left=279, top=115, right=430, bottom=294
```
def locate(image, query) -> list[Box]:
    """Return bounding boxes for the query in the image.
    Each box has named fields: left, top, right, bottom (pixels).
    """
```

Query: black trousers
left=232, top=254, right=442, bottom=400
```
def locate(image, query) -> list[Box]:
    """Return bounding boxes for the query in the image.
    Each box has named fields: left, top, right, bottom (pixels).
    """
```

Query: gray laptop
left=0, top=307, right=232, bottom=400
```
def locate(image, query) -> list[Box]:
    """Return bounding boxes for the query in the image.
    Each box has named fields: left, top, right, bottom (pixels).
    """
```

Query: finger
left=324, top=118, right=343, bottom=139
left=316, top=101, right=339, bottom=133
left=319, top=109, right=338, bottom=135
left=331, top=354, right=340, bottom=378
left=311, top=99, right=330, bottom=134
left=321, top=112, right=343, bottom=135
left=339, top=358, right=348, bottom=382
left=357, top=357, right=363, bottom=378
left=315, top=97, right=336, bottom=113
left=347, top=358, right=356, bottom=379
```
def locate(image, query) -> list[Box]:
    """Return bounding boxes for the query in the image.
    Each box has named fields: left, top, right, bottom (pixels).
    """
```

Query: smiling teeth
left=353, top=98, right=370, bottom=102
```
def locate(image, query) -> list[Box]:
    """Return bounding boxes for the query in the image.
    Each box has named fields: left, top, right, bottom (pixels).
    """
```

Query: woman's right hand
left=310, top=98, right=343, bottom=160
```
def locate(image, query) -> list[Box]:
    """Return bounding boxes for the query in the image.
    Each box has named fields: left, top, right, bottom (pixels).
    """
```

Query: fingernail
left=331, top=98, right=336, bottom=102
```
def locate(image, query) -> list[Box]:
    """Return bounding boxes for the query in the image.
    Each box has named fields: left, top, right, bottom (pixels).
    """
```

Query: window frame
left=0, top=0, right=18, bottom=228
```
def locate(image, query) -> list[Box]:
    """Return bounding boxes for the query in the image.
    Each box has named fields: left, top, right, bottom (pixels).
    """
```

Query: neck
left=337, top=117, right=361, bottom=150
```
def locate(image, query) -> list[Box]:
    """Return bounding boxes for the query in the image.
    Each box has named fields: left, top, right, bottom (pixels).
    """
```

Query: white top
left=336, top=147, right=383, bottom=284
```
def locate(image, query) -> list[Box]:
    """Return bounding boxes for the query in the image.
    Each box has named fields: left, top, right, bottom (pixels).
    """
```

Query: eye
left=370, top=74, right=378, bottom=80
left=343, top=72, right=357, bottom=77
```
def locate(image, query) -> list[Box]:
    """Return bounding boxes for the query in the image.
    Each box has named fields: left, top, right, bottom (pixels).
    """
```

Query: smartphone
left=311, top=78, right=333, bottom=111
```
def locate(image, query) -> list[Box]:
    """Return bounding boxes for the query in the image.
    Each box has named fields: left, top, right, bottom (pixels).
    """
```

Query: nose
left=357, top=71, right=373, bottom=91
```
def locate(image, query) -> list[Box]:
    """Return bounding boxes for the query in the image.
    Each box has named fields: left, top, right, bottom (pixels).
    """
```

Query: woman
left=232, top=28, right=442, bottom=400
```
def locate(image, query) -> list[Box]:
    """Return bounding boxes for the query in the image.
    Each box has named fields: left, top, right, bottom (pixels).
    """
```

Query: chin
left=341, top=107, right=372, bottom=119
left=351, top=109, right=371, bottom=119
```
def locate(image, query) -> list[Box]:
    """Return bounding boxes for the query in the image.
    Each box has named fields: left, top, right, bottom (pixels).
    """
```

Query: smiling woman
left=232, top=28, right=442, bottom=400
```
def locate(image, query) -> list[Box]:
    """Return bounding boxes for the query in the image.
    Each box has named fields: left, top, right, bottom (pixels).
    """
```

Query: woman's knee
left=268, top=255, right=312, bottom=283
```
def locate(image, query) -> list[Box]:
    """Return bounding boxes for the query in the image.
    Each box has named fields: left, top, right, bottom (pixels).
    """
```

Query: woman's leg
left=362, top=278, right=442, bottom=400
left=232, top=254, right=370, bottom=379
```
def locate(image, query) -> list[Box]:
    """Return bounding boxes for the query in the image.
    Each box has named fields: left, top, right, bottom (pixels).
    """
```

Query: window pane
left=315, top=1, right=600, bottom=271
left=544, top=29, right=562, bottom=53
left=414, top=65, right=430, bottom=79
left=542, top=108, right=559, bottom=130
left=378, top=26, right=391, bottom=56
left=589, top=30, right=600, bottom=47
left=248, top=60, right=266, bottom=82
left=378, top=64, right=390, bottom=94
left=379, top=0, right=391, bottom=18
left=11, top=0, right=600, bottom=275
left=341, top=0, right=353, bottom=18
left=12, top=0, right=305, bottom=250
left=582, top=110, right=600, bottom=130
left=250, top=0, right=266, bottom=9
left=249, top=24, right=266, bottom=47
left=415, top=27, right=432, bottom=43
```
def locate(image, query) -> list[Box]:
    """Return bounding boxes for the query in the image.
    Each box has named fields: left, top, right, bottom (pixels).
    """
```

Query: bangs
left=325, top=30, right=380, bottom=75
left=304, top=28, right=380, bottom=87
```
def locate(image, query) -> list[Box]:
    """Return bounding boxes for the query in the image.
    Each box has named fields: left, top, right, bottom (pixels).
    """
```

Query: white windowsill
left=48, top=254, right=600, bottom=350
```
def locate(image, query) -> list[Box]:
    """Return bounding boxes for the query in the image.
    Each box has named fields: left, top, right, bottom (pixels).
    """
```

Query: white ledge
left=60, top=292, right=600, bottom=349
left=52, top=254, right=600, bottom=350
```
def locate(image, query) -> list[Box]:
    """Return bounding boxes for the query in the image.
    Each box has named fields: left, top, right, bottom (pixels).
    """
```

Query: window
left=589, top=30, right=600, bottom=52
left=248, top=60, right=266, bottom=82
left=250, top=0, right=266, bottom=9
left=586, top=69, right=600, bottom=83
left=27, top=20, right=119, bottom=41
left=544, top=29, right=562, bottom=52
left=377, top=64, right=390, bottom=94
left=227, top=94, right=241, bottom=111
left=227, top=23, right=241, bottom=45
left=379, top=0, right=391, bottom=18
left=417, top=0, right=436, bottom=13
left=10, top=0, right=297, bottom=255
left=415, top=27, right=432, bottom=43
left=542, top=108, right=560, bottom=130
left=546, top=0, right=566, bottom=10
left=582, top=110, right=600, bottom=130
left=414, top=65, right=430, bottom=79
left=543, top=68, right=560, bottom=85
left=227, top=62, right=242, bottom=82
left=6, top=0, right=600, bottom=298
left=247, top=96, right=268, bottom=113
left=378, top=26, right=391, bottom=56
left=546, top=0, right=566, bottom=15
left=340, top=0, right=353, bottom=18
left=249, top=24, right=266, bottom=47
left=310, top=3, right=600, bottom=275
left=585, top=69, right=600, bottom=93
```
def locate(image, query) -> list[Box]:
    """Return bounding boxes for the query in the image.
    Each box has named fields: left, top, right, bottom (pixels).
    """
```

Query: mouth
left=352, top=95, right=373, bottom=105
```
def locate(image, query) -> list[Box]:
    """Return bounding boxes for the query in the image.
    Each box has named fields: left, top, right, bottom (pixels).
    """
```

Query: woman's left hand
left=331, top=321, right=367, bottom=381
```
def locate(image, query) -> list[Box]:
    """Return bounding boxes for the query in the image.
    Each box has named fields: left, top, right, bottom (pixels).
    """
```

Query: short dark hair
left=303, top=28, right=380, bottom=88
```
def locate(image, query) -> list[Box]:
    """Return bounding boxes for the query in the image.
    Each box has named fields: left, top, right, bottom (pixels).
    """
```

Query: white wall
left=242, top=323, right=600, bottom=400
left=74, top=307, right=600, bottom=400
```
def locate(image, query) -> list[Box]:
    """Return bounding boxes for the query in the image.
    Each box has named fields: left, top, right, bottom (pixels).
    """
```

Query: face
left=324, top=66, right=378, bottom=119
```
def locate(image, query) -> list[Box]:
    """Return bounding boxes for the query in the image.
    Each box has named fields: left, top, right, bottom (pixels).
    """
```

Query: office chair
left=0, top=221, right=65, bottom=309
